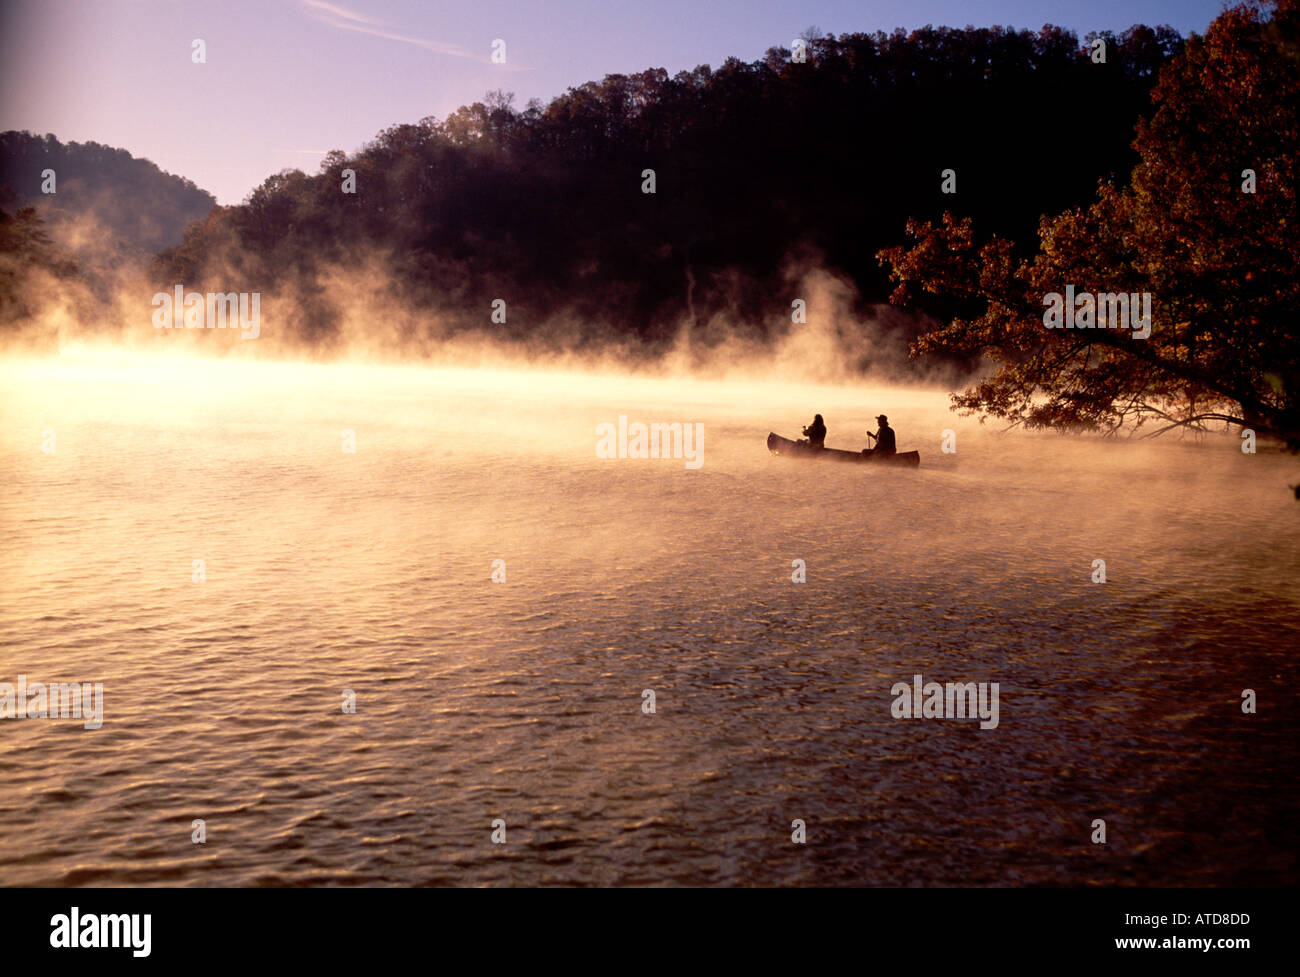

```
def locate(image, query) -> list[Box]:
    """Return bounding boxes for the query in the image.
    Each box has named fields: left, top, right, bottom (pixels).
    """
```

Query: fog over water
left=0, top=349, right=1296, bottom=886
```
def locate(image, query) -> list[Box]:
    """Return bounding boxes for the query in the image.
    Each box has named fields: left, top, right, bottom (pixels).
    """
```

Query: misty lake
left=1, top=350, right=1297, bottom=886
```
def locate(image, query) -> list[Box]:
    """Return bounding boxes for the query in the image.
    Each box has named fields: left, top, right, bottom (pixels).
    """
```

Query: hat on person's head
left=876, top=414, right=889, bottom=424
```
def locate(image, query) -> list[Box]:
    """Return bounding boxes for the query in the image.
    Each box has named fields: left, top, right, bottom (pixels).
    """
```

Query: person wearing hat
left=864, top=414, right=896, bottom=457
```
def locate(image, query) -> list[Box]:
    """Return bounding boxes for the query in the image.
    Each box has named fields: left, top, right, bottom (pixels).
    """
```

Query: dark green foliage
left=0, top=204, right=79, bottom=328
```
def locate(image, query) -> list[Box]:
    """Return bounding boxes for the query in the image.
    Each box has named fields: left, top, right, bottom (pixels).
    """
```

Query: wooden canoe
left=766, top=432, right=920, bottom=467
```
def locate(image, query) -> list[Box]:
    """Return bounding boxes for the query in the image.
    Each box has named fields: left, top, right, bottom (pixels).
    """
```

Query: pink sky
left=0, top=0, right=1224, bottom=204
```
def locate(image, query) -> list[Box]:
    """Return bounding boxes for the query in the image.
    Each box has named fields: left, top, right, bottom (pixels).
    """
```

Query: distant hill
left=0, top=131, right=215, bottom=271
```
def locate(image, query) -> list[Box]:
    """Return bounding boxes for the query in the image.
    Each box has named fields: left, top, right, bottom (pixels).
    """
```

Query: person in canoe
left=801, top=414, right=827, bottom=449
left=862, top=414, right=896, bottom=457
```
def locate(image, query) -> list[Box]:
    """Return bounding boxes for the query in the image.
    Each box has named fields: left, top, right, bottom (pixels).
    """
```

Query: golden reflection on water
left=0, top=348, right=1297, bottom=886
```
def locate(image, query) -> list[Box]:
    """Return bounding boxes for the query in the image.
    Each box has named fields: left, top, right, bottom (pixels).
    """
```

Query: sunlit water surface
left=1, top=351, right=1297, bottom=886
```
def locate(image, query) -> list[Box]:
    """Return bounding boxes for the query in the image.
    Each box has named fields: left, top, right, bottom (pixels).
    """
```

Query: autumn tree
left=879, top=1, right=1299, bottom=446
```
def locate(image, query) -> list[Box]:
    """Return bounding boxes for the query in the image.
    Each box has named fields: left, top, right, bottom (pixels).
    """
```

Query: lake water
left=1, top=350, right=1297, bottom=886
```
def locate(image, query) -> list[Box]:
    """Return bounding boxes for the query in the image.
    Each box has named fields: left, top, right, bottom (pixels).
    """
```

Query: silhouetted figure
left=802, top=414, right=827, bottom=449
left=863, top=414, right=896, bottom=457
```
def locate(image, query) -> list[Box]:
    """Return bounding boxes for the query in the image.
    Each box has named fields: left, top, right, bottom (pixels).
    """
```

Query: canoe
left=766, top=432, right=920, bottom=467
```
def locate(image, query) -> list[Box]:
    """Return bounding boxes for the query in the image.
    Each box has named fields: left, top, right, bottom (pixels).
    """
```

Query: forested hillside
left=0, top=131, right=215, bottom=270
left=152, top=24, right=1182, bottom=350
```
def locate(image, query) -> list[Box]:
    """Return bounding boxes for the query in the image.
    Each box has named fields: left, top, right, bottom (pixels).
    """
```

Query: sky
left=1, top=0, right=1230, bottom=205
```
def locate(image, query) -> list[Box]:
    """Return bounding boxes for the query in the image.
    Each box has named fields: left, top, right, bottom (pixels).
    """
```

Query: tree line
left=150, top=23, right=1182, bottom=351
